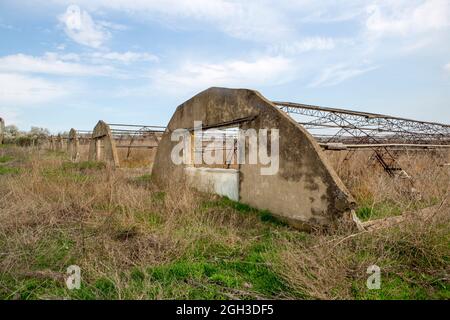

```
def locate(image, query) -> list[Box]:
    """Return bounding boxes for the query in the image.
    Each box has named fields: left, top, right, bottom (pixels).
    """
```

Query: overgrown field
left=0, top=145, right=448, bottom=300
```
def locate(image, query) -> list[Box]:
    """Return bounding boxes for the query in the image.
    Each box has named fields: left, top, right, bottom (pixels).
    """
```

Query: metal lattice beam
left=274, top=101, right=450, bottom=144
left=273, top=101, right=450, bottom=177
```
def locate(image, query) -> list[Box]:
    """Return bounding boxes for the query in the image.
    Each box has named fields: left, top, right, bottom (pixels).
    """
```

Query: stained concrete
left=48, top=136, right=56, bottom=151
left=0, top=118, right=4, bottom=144
left=152, top=87, right=357, bottom=230
left=56, top=134, right=64, bottom=151
left=89, top=121, right=120, bottom=167
left=68, top=128, right=80, bottom=162
left=114, top=132, right=162, bottom=168
left=185, top=167, right=239, bottom=201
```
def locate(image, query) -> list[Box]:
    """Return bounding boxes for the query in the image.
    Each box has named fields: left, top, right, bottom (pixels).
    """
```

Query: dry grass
left=0, top=145, right=448, bottom=300
left=267, top=149, right=450, bottom=300
left=325, top=150, right=449, bottom=221
left=116, top=147, right=157, bottom=169
left=76, top=140, right=157, bottom=169
left=274, top=207, right=449, bottom=299
left=0, top=146, right=287, bottom=299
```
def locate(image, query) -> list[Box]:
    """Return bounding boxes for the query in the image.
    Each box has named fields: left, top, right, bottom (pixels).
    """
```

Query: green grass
left=0, top=210, right=295, bottom=300
left=134, top=174, right=152, bottom=183
left=0, top=165, right=20, bottom=175
left=0, top=231, right=80, bottom=300
left=0, top=155, right=13, bottom=163
left=33, top=233, right=77, bottom=270
left=0, top=203, right=447, bottom=300
left=141, top=237, right=292, bottom=299
left=0, top=239, right=293, bottom=300
left=129, top=174, right=153, bottom=189
left=41, top=167, right=91, bottom=183
left=40, top=161, right=106, bottom=183
left=61, top=161, right=106, bottom=171
left=135, top=211, right=164, bottom=227
left=45, top=150, right=68, bottom=158
left=351, top=271, right=449, bottom=300
left=356, top=200, right=404, bottom=221
left=151, top=191, right=166, bottom=203
left=356, top=199, right=441, bottom=221
left=346, top=220, right=450, bottom=300
left=0, top=145, right=448, bottom=300
left=203, top=197, right=287, bottom=227
left=0, top=276, right=62, bottom=300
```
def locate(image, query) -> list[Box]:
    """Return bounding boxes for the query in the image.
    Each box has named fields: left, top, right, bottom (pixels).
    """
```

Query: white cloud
left=0, top=106, right=20, bottom=126
left=59, top=4, right=110, bottom=48
left=56, top=52, right=81, bottom=62
left=89, top=51, right=159, bottom=64
left=445, top=63, right=450, bottom=72
left=0, top=23, right=14, bottom=30
left=309, top=63, right=378, bottom=87
left=51, top=0, right=291, bottom=42
left=151, top=56, right=292, bottom=94
left=98, top=20, right=128, bottom=31
left=0, top=73, right=70, bottom=105
left=0, top=53, right=112, bottom=76
left=277, top=0, right=367, bottom=23
left=43, top=0, right=450, bottom=46
left=272, top=37, right=337, bottom=55
left=366, top=0, right=450, bottom=37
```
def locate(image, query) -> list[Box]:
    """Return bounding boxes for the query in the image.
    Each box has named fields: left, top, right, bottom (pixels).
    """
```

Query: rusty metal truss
left=73, top=102, right=449, bottom=178
left=107, top=123, right=165, bottom=159
left=273, top=101, right=450, bottom=176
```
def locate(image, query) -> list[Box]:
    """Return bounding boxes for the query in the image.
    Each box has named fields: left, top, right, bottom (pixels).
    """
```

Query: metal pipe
left=108, top=123, right=166, bottom=128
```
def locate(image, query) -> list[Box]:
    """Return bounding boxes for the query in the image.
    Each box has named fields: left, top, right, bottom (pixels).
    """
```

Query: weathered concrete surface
left=48, top=136, right=56, bottom=151
left=185, top=167, right=239, bottom=201
left=114, top=132, right=162, bottom=168
left=0, top=117, right=5, bottom=144
left=56, top=134, right=64, bottom=151
left=89, top=121, right=120, bottom=167
left=68, top=128, right=80, bottom=162
left=152, top=87, right=356, bottom=230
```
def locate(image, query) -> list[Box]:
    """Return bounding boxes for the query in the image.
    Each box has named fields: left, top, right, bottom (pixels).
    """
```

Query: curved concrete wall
left=89, top=121, right=120, bottom=167
left=56, top=134, right=64, bottom=151
left=152, top=87, right=356, bottom=230
left=0, top=118, right=5, bottom=144
left=68, top=128, right=79, bottom=162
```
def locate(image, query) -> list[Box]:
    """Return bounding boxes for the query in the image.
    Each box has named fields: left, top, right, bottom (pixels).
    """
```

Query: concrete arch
left=48, top=136, right=56, bottom=151
left=67, top=128, right=80, bottom=162
left=152, top=87, right=357, bottom=230
left=89, top=120, right=119, bottom=167
left=0, top=117, right=5, bottom=144
left=56, top=134, right=64, bottom=151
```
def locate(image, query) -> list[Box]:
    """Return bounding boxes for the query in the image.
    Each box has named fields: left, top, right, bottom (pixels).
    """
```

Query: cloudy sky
left=0, top=0, right=449, bottom=132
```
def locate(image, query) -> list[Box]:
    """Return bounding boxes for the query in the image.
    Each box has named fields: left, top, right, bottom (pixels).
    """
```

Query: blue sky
left=0, top=0, right=449, bottom=132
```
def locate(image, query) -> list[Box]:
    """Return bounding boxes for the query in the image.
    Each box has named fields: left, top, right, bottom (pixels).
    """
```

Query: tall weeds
left=0, top=146, right=448, bottom=299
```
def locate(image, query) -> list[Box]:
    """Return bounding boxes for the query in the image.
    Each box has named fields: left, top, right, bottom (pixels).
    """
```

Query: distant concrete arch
left=89, top=120, right=119, bottom=167
left=48, top=135, right=56, bottom=151
left=56, top=134, right=64, bottom=151
left=0, top=117, right=5, bottom=144
left=152, top=87, right=357, bottom=230
left=67, top=128, right=79, bottom=162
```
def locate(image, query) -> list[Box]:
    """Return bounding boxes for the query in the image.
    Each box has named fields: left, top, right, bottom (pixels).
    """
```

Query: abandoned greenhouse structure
left=152, top=87, right=357, bottom=230
left=38, top=86, right=449, bottom=231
